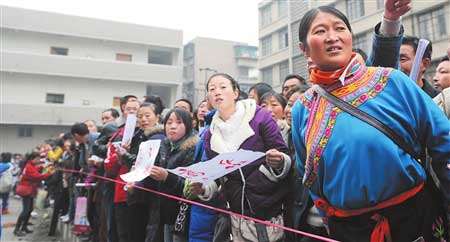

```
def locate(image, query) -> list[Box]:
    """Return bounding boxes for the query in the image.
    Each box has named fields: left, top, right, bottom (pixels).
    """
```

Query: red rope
left=60, top=168, right=339, bottom=242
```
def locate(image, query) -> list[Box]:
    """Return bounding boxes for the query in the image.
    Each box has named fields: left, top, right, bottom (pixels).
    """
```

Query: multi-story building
left=258, top=0, right=291, bottom=91
left=259, top=0, right=450, bottom=89
left=0, top=6, right=183, bottom=153
left=183, top=37, right=258, bottom=106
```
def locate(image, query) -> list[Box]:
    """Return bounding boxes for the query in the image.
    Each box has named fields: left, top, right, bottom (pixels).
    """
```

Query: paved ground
left=1, top=194, right=63, bottom=242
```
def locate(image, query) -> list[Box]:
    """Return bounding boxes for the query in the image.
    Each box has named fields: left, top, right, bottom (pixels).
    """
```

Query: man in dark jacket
left=71, top=122, right=100, bottom=242
left=400, top=36, right=440, bottom=98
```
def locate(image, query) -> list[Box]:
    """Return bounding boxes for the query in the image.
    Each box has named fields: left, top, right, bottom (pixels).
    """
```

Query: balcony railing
left=1, top=51, right=183, bottom=84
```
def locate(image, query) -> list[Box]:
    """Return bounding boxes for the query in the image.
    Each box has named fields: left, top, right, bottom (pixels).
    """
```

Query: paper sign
left=73, top=197, right=90, bottom=233
left=121, top=114, right=137, bottom=146
left=409, top=39, right=429, bottom=83
left=169, top=149, right=265, bottom=184
left=120, top=140, right=161, bottom=183
left=120, top=169, right=150, bottom=184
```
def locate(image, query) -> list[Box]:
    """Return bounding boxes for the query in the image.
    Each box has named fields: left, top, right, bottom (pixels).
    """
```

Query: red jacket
left=104, top=127, right=128, bottom=203
left=18, top=162, right=52, bottom=197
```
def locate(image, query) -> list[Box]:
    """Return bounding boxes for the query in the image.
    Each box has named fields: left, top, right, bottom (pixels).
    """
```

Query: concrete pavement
left=1, top=193, right=63, bottom=242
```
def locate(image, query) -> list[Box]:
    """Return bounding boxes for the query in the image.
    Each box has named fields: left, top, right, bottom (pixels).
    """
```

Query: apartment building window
left=148, top=50, right=173, bottom=65
left=278, top=27, right=289, bottom=50
left=262, top=67, right=273, bottom=85
left=346, top=0, right=365, bottom=20
left=249, top=68, right=258, bottom=79
left=260, top=4, right=272, bottom=27
left=238, top=67, right=249, bottom=77
left=46, top=93, right=64, bottom=104
left=279, top=61, right=289, bottom=82
left=278, top=0, right=287, bottom=18
left=18, top=126, right=33, bottom=138
left=116, top=53, right=132, bottom=62
left=261, top=36, right=272, bottom=57
left=50, top=47, right=68, bottom=56
left=376, top=0, right=384, bottom=9
left=184, top=66, right=195, bottom=81
left=417, top=8, right=447, bottom=41
left=353, top=33, right=368, bottom=54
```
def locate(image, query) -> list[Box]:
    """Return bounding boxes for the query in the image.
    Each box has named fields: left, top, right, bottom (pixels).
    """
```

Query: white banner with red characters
left=120, top=139, right=161, bottom=182
left=121, top=114, right=137, bottom=146
left=168, top=149, right=265, bottom=184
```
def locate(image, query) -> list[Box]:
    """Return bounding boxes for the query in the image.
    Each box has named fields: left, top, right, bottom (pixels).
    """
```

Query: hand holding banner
left=120, top=140, right=161, bottom=182
left=169, top=149, right=265, bottom=184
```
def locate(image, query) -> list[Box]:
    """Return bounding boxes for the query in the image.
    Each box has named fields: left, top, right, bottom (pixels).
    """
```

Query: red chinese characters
left=219, top=159, right=249, bottom=169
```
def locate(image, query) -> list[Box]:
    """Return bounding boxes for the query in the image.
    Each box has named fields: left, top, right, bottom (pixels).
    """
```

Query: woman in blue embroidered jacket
left=291, top=6, right=450, bottom=242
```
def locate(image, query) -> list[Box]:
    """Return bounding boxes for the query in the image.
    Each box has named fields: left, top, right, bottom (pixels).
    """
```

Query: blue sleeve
left=193, top=127, right=208, bottom=164
left=291, top=100, right=308, bottom=176
left=366, top=22, right=403, bottom=69
left=391, top=70, right=450, bottom=201
left=0, top=163, right=10, bottom=174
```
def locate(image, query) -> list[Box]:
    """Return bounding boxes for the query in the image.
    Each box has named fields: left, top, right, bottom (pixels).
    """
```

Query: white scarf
left=210, top=99, right=256, bottom=153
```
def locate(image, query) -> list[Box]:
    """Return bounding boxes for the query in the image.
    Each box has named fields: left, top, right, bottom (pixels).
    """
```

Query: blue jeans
left=0, top=192, right=9, bottom=211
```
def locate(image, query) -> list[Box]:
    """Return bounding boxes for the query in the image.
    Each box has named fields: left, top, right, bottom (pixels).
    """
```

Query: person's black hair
left=248, top=82, right=273, bottom=104
left=206, top=73, right=241, bottom=94
left=239, top=90, right=248, bottom=100
left=103, top=108, right=120, bottom=119
left=70, top=122, right=89, bottom=136
left=24, top=152, right=40, bottom=165
left=143, top=95, right=165, bottom=115
left=119, top=95, right=138, bottom=112
left=283, top=74, right=306, bottom=87
left=286, top=86, right=309, bottom=100
left=192, top=109, right=199, bottom=131
left=286, top=86, right=301, bottom=100
left=175, top=98, right=193, bottom=113
left=299, top=6, right=352, bottom=50
left=353, top=48, right=368, bottom=62
left=402, top=36, right=433, bottom=60
left=260, top=91, right=287, bottom=110
left=164, top=108, right=193, bottom=140
left=0, top=152, right=12, bottom=163
left=62, top=132, right=73, bottom=141
left=198, top=99, right=208, bottom=107
left=441, top=56, right=450, bottom=62
left=139, top=102, right=158, bottom=115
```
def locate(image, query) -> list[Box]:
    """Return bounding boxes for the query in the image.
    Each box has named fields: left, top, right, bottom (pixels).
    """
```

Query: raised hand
left=384, top=0, right=411, bottom=21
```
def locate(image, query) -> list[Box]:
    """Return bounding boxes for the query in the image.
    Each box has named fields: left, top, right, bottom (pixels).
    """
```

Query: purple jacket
left=203, top=106, right=289, bottom=219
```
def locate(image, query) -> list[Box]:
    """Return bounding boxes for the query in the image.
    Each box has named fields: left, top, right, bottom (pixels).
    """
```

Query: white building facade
left=258, top=0, right=291, bottom=92
left=0, top=6, right=183, bottom=154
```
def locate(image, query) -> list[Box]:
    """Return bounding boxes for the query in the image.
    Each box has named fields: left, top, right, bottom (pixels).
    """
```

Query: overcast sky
left=0, top=0, right=261, bottom=45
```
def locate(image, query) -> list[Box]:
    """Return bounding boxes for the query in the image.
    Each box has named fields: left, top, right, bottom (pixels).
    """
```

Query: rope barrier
left=59, top=168, right=339, bottom=242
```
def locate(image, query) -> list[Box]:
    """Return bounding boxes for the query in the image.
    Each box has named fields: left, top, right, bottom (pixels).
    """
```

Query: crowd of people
left=1, top=0, right=450, bottom=241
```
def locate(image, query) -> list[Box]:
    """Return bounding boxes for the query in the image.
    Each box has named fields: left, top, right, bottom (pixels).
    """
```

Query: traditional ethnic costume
left=291, top=57, right=450, bottom=242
